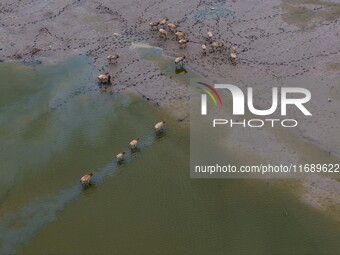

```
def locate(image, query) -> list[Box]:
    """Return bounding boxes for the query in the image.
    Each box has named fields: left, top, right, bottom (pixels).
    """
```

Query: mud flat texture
left=1, top=0, right=340, bottom=215
left=1, top=0, right=339, bottom=152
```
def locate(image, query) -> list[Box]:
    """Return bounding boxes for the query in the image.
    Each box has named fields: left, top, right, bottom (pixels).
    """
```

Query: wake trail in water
left=0, top=132, right=160, bottom=254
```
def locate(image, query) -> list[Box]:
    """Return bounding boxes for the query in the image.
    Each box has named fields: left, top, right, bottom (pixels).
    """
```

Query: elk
left=211, top=42, right=224, bottom=51
left=229, top=52, right=237, bottom=64
left=160, top=18, right=169, bottom=26
left=129, top=137, right=140, bottom=149
left=155, top=120, right=166, bottom=132
left=167, top=23, right=179, bottom=30
left=98, top=74, right=111, bottom=85
left=178, top=39, right=189, bottom=48
left=207, top=30, right=213, bottom=40
left=80, top=172, right=94, bottom=186
left=159, top=28, right=167, bottom=39
left=202, top=43, right=207, bottom=54
left=175, top=31, right=186, bottom=40
left=116, top=151, right=126, bottom=162
left=107, top=54, right=119, bottom=64
left=229, top=46, right=238, bottom=64
left=175, top=55, right=186, bottom=66
left=149, top=21, right=159, bottom=30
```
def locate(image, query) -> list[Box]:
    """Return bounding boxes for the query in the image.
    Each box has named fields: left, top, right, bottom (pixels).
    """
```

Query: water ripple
left=0, top=132, right=159, bottom=254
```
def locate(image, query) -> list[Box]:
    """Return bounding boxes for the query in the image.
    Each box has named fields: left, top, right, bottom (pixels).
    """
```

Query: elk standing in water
left=116, top=151, right=126, bottom=162
left=129, top=137, right=140, bottom=149
left=155, top=120, right=166, bottom=132
left=80, top=172, right=94, bottom=186
left=175, top=55, right=186, bottom=66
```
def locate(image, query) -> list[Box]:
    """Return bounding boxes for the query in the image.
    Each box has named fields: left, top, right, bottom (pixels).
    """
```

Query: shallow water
left=130, top=42, right=201, bottom=85
left=279, top=0, right=340, bottom=28
left=1, top=56, right=340, bottom=254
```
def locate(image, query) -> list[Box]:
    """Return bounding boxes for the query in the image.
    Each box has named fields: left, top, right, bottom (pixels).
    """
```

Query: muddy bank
left=0, top=0, right=340, bottom=218
left=1, top=0, right=339, bottom=152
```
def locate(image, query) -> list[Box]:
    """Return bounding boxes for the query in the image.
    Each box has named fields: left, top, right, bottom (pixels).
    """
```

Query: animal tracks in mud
left=0, top=0, right=339, bottom=86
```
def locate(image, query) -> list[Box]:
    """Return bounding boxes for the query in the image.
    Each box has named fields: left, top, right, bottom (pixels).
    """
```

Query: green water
left=0, top=57, right=340, bottom=254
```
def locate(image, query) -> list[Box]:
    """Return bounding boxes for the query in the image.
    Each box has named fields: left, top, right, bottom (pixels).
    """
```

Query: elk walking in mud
left=178, top=39, right=189, bottom=48
left=202, top=43, right=207, bottom=55
left=229, top=46, right=238, bottom=64
left=160, top=18, right=169, bottom=26
left=175, top=31, right=186, bottom=40
left=207, top=30, right=213, bottom=40
left=107, top=54, right=119, bottom=64
left=98, top=74, right=111, bottom=85
left=211, top=42, right=224, bottom=52
left=159, top=28, right=167, bottom=39
left=167, top=23, right=179, bottom=31
left=149, top=21, right=159, bottom=30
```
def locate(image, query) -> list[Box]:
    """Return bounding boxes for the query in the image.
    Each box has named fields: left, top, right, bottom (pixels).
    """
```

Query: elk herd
left=80, top=121, right=166, bottom=186
left=98, top=16, right=239, bottom=85
left=91, top=16, right=239, bottom=188
left=149, top=18, right=238, bottom=67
